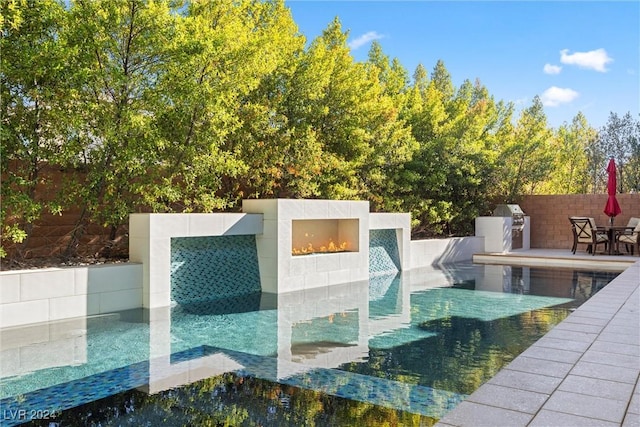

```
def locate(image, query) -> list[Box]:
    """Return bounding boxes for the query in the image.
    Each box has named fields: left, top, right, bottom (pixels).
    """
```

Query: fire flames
left=292, top=239, right=349, bottom=255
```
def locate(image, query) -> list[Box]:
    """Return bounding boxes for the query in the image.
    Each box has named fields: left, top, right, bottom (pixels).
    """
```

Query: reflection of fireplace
left=292, top=219, right=359, bottom=256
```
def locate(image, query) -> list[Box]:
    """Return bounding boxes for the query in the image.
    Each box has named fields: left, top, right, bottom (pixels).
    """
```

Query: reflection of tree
left=40, top=372, right=434, bottom=426
left=344, top=308, right=569, bottom=395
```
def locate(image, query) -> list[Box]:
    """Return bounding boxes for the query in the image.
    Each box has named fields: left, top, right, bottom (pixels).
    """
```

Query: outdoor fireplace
left=242, top=199, right=371, bottom=293
left=129, top=198, right=411, bottom=307
left=291, top=219, right=359, bottom=255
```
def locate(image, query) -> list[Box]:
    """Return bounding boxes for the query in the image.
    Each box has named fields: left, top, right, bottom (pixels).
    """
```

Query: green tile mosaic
left=369, top=229, right=401, bottom=275
left=170, top=235, right=261, bottom=304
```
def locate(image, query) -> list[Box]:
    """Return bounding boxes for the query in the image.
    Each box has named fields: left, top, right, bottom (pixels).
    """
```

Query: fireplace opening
left=291, top=219, right=359, bottom=256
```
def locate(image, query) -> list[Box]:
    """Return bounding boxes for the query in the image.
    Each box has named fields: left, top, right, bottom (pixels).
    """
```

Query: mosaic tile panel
left=170, top=235, right=261, bottom=304
left=369, top=229, right=401, bottom=275
left=369, top=272, right=400, bottom=302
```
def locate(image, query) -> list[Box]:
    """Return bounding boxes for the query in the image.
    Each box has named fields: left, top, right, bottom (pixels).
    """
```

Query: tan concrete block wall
left=5, top=211, right=128, bottom=259
left=2, top=162, right=128, bottom=259
left=519, top=194, right=640, bottom=249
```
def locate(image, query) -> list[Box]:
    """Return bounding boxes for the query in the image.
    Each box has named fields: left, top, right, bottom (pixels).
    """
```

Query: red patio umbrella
left=603, top=157, right=621, bottom=224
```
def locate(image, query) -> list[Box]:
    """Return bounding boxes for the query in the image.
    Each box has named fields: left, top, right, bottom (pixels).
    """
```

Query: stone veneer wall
left=518, top=194, right=640, bottom=249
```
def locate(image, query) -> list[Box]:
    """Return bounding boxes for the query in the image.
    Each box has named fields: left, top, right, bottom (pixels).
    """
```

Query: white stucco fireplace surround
left=242, top=199, right=371, bottom=294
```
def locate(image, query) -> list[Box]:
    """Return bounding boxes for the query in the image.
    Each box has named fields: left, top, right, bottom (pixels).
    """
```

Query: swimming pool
left=0, top=262, right=619, bottom=426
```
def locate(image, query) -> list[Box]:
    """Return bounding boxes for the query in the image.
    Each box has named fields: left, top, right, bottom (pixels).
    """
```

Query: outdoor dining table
left=601, top=225, right=636, bottom=255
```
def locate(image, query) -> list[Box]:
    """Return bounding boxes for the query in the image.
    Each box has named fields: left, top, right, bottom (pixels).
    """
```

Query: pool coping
left=436, top=258, right=640, bottom=427
left=473, top=248, right=638, bottom=272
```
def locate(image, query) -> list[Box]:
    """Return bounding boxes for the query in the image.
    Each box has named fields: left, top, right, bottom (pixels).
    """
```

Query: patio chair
left=569, top=217, right=608, bottom=255
left=616, top=221, right=640, bottom=255
left=622, top=217, right=640, bottom=235
left=627, top=217, right=640, bottom=228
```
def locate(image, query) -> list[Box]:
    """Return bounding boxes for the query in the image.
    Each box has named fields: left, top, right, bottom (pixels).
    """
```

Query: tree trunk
left=63, top=207, right=88, bottom=260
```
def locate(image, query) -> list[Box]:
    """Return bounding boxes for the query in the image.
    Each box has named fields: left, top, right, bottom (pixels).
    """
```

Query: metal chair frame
left=617, top=222, right=640, bottom=256
left=569, top=217, right=608, bottom=255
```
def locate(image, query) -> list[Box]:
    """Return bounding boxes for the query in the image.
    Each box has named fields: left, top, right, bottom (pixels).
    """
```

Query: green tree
left=360, top=42, right=417, bottom=211
left=627, top=118, right=640, bottom=192
left=61, top=0, right=179, bottom=257
left=282, top=18, right=374, bottom=199
left=366, top=41, right=409, bottom=98
left=442, top=79, right=513, bottom=233
left=593, top=111, right=639, bottom=193
left=150, top=0, right=299, bottom=211
left=401, top=63, right=452, bottom=236
left=541, top=112, right=595, bottom=194
left=398, top=61, right=513, bottom=236
left=0, top=0, right=72, bottom=259
left=585, top=131, right=607, bottom=194
left=412, top=63, right=429, bottom=94
left=498, top=96, right=554, bottom=201
left=216, top=0, right=320, bottom=200
left=431, top=59, right=454, bottom=102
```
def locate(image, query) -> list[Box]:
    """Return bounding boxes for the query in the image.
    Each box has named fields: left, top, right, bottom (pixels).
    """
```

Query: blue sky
left=285, top=1, right=639, bottom=130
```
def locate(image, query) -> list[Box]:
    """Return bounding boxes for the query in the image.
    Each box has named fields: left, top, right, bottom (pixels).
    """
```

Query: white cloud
left=543, top=63, right=562, bottom=75
left=541, top=86, right=579, bottom=107
left=560, top=48, right=613, bottom=72
left=513, top=97, right=529, bottom=106
left=348, top=31, right=384, bottom=50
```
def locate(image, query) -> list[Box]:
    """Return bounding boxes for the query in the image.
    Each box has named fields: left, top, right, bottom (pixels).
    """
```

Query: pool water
left=0, top=263, right=618, bottom=426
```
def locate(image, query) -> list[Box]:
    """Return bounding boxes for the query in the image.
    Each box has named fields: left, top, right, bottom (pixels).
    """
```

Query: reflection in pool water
left=1, top=263, right=619, bottom=426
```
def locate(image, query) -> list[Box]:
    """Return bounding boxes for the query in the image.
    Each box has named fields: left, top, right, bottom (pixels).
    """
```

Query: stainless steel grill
left=493, top=204, right=525, bottom=231
left=493, top=204, right=525, bottom=249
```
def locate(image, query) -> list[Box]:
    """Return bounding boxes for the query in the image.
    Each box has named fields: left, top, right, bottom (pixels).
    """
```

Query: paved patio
left=436, top=250, right=640, bottom=427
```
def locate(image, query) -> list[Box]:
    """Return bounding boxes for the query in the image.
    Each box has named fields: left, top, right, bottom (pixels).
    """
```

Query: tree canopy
left=2, top=0, right=638, bottom=258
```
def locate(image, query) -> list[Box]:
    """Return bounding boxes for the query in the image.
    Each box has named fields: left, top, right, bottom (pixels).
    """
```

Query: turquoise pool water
left=0, top=263, right=618, bottom=426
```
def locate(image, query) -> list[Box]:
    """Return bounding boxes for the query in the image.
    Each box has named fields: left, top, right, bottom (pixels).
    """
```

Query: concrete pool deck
left=436, top=250, right=640, bottom=427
